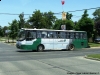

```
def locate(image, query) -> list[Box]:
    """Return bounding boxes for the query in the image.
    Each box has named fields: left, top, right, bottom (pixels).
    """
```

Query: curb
left=90, top=47, right=100, bottom=48
left=84, top=55, right=100, bottom=61
left=82, top=47, right=100, bottom=50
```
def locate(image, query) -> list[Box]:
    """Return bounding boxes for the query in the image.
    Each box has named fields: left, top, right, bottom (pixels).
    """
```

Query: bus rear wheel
left=68, top=44, right=75, bottom=51
left=37, top=45, right=44, bottom=52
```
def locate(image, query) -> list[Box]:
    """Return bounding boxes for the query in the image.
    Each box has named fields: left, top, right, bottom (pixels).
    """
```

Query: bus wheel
left=37, top=45, right=44, bottom=52
left=68, top=44, right=75, bottom=51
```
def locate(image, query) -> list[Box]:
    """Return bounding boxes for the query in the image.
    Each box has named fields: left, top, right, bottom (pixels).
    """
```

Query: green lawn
left=85, top=43, right=100, bottom=61
left=88, top=42, right=100, bottom=47
left=86, top=54, right=100, bottom=59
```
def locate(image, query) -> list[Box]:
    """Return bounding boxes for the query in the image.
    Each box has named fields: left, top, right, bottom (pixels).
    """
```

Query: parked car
left=94, top=38, right=100, bottom=43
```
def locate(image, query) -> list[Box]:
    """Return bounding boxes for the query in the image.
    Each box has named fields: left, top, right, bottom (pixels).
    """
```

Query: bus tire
left=37, top=45, right=44, bottom=52
left=68, top=44, right=75, bottom=51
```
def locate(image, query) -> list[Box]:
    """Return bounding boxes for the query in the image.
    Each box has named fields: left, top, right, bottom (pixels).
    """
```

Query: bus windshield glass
left=17, top=30, right=26, bottom=41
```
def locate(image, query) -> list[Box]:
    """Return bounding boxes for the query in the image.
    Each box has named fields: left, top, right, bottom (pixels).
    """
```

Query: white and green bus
left=16, top=28, right=88, bottom=51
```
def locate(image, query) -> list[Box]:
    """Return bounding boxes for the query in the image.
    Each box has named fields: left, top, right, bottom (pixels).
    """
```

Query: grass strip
left=88, top=43, right=100, bottom=47
left=85, top=54, right=100, bottom=61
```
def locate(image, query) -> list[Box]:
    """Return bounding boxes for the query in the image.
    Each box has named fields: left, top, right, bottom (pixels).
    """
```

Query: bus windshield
left=17, top=30, right=26, bottom=41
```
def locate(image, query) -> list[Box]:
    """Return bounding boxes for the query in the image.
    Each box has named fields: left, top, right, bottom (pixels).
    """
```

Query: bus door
left=25, top=30, right=36, bottom=49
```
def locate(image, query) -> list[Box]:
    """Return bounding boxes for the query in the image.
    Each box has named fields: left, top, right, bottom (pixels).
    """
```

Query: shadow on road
left=16, top=49, right=70, bottom=53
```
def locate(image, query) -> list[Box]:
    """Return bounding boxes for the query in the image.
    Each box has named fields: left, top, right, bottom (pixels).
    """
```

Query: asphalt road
left=0, top=42, right=100, bottom=75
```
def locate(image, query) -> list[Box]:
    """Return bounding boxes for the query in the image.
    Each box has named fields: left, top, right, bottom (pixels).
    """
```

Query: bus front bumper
left=16, top=41, right=21, bottom=49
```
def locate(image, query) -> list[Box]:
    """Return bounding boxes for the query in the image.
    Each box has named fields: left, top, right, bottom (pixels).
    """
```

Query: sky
left=0, top=0, right=100, bottom=27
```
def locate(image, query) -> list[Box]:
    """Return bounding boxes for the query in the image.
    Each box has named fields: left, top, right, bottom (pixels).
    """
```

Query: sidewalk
left=90, top=47, right=100, bottom=48
left=81, top=47, right=100, bottom=50
left=0, top=40, right=16, bottom=46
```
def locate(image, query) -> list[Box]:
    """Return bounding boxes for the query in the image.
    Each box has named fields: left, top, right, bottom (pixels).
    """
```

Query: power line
left=54, top=7, right=100, bottom=14
left=0, top=7, right=100, bottom=15
left=0, top=13, right=31, bottom=15
left=67, top=7, right=100, bottom=12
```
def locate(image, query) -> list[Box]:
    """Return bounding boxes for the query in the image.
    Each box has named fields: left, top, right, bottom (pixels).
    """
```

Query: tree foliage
left=19, top=12, right=25, bottom=29
left=93, top=8, right=100, bottom=22
left=53, top=19, right=62, bottom=30
left=66, top=12, right=73, bottom=20
left=43, top=11, right=56, bottom=29
left=28, top=10, right=44, bottom=28
left=28, top=10, right=56, bottom=29
left=77, top=10, right=94, bottom=38
left=53, top=19, right=74, bottom=30
left=9, top=19, right=19, bottom=39
left=95, top=20, right=100, bottom=36
left=2, top=26, right=8, bottom=37
left=93, top=8, right=100, bottom=36
left=0, top=26, right=3, bottom=37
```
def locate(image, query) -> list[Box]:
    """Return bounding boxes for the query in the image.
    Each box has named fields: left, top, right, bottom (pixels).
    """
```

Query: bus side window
left=70, top=32, right=74, bottom=39
left=26, top=31, right=31, bottom=38
left=53, top=31, right=58, bottom=38
left=66, top=32, right=70, bottom=39
left=83, top=33, right=87, bottom=39
left=57, top=34, right=60, bottom=38
left=37, top=31, right=41, bottom=38
left=48, top=32, right=53, bottom=38
left=60, top=32, right=66, bottom=38
left=75, top=33, right=79, bottom=39
left=80, top=33, right=83, bottom=39
left=53, top=31, right=57, bottom=38
left=30, top=31, right=36, bottom=39
left=26, top=31, right=35, bottom=40
left=57, top=32, right=60, bottom=38
left=41, top=31, right=47, bottom=38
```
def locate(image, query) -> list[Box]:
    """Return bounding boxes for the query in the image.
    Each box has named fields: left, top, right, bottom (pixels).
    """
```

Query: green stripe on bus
left=20, top=38, right=41, bottom=50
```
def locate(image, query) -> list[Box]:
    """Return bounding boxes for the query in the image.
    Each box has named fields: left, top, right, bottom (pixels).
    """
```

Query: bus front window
left=17, top=30, right=25, bottom=41
left=26, top=31, right=36, bottom=40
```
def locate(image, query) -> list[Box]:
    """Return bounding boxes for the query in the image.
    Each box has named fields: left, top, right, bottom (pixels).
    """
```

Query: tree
left=93, top=8, right=100, bottom=22
left=77, top=10, right=94, bottom=39
left=28, top=10, right=57, bottom=29
left=93, top=8, right=100, bottom=36
left=2, top=26, right=8, bottom=37
left=19, top=12, right=25, bottom=29
left=66, top=12, right=73, bottom=20
left=53, top=19, right=74, bottom=30
left=65, top=20, right=74, bottom=30
left=1, top=26, right=9, bottom=42
left=54, top=12, right=74, bottom=30
left=24, top=21, right=31, bottom=28
left=95, top=20, right=100, bottom=36
left=28, top=10, right=43, bottom=28
left=0, top=26, right=3, bottom=37
left=53, top=19, right=62, bottom=30
left=43, top=11, right=57, bottom=29
left=9, top=19, right=19, bottom=42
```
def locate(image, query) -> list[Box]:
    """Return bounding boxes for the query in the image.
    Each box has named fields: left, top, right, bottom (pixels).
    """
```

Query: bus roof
left=21, top=28, right=86, bottom=32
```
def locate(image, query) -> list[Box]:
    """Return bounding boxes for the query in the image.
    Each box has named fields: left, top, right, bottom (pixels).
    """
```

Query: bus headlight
left=16, top=42, right=21, bottom=48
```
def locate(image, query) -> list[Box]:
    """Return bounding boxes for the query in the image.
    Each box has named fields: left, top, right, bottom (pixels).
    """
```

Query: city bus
left=16, top=28, right=88, bottom=51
